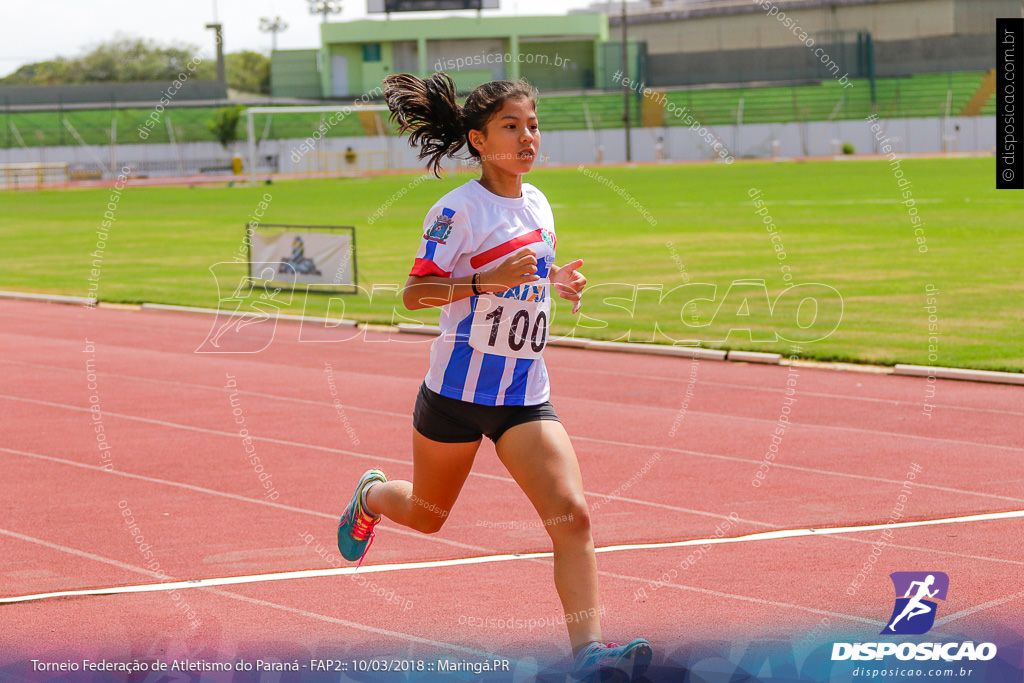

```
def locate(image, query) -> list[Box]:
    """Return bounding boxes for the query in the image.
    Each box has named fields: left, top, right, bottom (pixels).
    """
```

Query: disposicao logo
left=831, top=571, right=998, bottom=663
left=882, top=571, right=948, bottom=635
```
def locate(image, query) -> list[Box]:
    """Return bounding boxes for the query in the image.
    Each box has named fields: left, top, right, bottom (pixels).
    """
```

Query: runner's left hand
left=550, top=259, right=586, bottom=314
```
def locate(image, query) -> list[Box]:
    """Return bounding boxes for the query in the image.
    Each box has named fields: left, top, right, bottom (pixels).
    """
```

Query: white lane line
left=0, top=400, right=763, bottom=528
left=591, top=510, right=1024, bottom=554
left=571, top=435, right=1024, bottom=505
left=563, top=391, right=1024, bottom=453
left=0, top=528, right=494, bottom=657
left=3, top=383, right=1020, bottom=512
left=5, top=360, right=1020, bottom=507
left=0, top=446, right=491, bottom=556
left=0, top=527, right=171, bottom=585
left=203, top=587, right=496, bottom=658
left=0, top=525, right=877, bottom=640
left=5, top=359, right=1020, bottom=505
left=833, top=533, right=1024, bottom=567
left=7, top=353, right=1020, bottom=424
left=0, top=358, right=417, bottom=422
left=4, top=349, right=1020, bottom=455
left=596, top=568, right=885, bottom=628
left=5, top=319, right=1022, bottom=420
left=577, top=371, right=1024, bottom=418
left=4, top=510, right=1021, bottom=605
left=933, top=589, right=1024, bottom=628
left=0, top=538, right=550, bottom=604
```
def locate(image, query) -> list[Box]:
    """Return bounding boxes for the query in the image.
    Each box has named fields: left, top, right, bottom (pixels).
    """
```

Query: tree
left=207, top=106, right=244, bottom=149
left=225, top=51, right=271, bottom=94
left=0, top=37, right=269, bottom=90
left=0, top=36, right=216, bottom=85
left=76, top=37, right=214, bottom=82
left=1, top=59, right=74, bottom=85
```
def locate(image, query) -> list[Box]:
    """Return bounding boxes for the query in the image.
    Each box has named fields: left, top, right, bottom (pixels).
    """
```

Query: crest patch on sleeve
left=425, top=208, right=456, bottom=243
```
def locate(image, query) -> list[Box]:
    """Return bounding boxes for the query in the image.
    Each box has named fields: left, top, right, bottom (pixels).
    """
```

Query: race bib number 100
left=469, top=293, right=550, bottom=360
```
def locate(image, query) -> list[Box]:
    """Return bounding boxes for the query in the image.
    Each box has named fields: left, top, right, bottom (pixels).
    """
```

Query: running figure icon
left=887, top=575, right=939, bottom=631
left=882, top=571, right=949, bottom=635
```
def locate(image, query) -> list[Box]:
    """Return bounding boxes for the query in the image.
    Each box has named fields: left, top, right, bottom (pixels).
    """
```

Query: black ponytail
left=384, top=72, right=464, bottom=178
left=384, top=72, right=539, bottom=178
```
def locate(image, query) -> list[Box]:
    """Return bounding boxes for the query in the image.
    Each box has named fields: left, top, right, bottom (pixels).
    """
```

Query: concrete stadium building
left=585, top=0, right=1021, bottom=85
left=270, top=0, right=1019, bottom=98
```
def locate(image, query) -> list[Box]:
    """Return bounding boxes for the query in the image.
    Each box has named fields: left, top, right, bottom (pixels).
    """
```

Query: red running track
left=1, top=298, right=1022, bottom=666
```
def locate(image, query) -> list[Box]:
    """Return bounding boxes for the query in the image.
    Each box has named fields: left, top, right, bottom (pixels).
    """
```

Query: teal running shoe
left=572, top=639, right=653, bottom=682
left=337, top=469, right=387, bottom=564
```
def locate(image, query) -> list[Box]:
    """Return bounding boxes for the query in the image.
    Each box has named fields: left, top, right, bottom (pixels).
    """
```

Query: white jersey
left=409, top=179, right=557, bottom=406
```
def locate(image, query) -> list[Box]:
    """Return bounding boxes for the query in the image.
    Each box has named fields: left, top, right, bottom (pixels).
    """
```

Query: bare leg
left=366, top=430, right=480, bottom=534
left=495, top=419, right=600, bottom=654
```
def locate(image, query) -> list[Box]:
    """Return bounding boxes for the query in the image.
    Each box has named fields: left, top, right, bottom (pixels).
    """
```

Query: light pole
left=308, top=0, right=343, bottom=23
left=259, top=16, right=289, bottom=52
left=621, top=0, right=631, bottom=162
left=205, top=22, right=226, bottom=85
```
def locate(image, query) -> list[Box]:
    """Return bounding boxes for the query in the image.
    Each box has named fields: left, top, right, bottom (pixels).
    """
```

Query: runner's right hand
left=480, top=248, right=540, bottom=293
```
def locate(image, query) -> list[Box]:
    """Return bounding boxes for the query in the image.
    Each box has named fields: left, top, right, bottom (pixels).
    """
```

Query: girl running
left=337, top=72, right=652, bottom=681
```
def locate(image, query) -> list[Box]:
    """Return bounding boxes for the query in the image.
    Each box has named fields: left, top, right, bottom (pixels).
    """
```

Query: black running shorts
left=412, top=382, right=560, bottom=443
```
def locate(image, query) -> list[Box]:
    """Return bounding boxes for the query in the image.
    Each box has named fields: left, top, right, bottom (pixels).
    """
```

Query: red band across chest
left=470, top=229, right=547, bottom=269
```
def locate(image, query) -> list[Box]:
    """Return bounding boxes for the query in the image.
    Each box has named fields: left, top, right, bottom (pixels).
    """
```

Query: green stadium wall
left=270, top=50, right=322, bottom=99
left=272, top=14, right=609, bottom=99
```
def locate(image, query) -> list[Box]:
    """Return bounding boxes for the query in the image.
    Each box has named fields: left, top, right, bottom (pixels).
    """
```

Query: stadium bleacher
left=0, top=71, right=992, bottom=148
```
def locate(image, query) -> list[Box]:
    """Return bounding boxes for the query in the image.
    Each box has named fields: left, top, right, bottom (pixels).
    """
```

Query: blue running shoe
left=337, top=469, right=387, bottom=565
left=572, top=639, right=653, bottom=682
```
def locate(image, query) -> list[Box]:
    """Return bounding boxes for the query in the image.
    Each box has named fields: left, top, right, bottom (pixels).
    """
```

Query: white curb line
left=0, top=290, right=95, bottom=306
left=727, top=350, right=783, bottom=364
left=894, top=364, right=1024, bottom=387
left=4, top=293, right=1022, bottom=385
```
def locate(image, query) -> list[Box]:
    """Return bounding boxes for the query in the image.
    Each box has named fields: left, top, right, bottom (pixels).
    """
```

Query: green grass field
left=1, top=156, right=1021, bottom=371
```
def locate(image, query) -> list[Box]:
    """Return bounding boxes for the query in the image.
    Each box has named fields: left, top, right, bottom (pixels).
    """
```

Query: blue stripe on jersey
left=423, top=240, right=438, bottom=261
left=503, top=358, right=535, bottom=406
left=440, top=296, right=477, bottom=399
left=473, top=354, right=506, bottom=406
